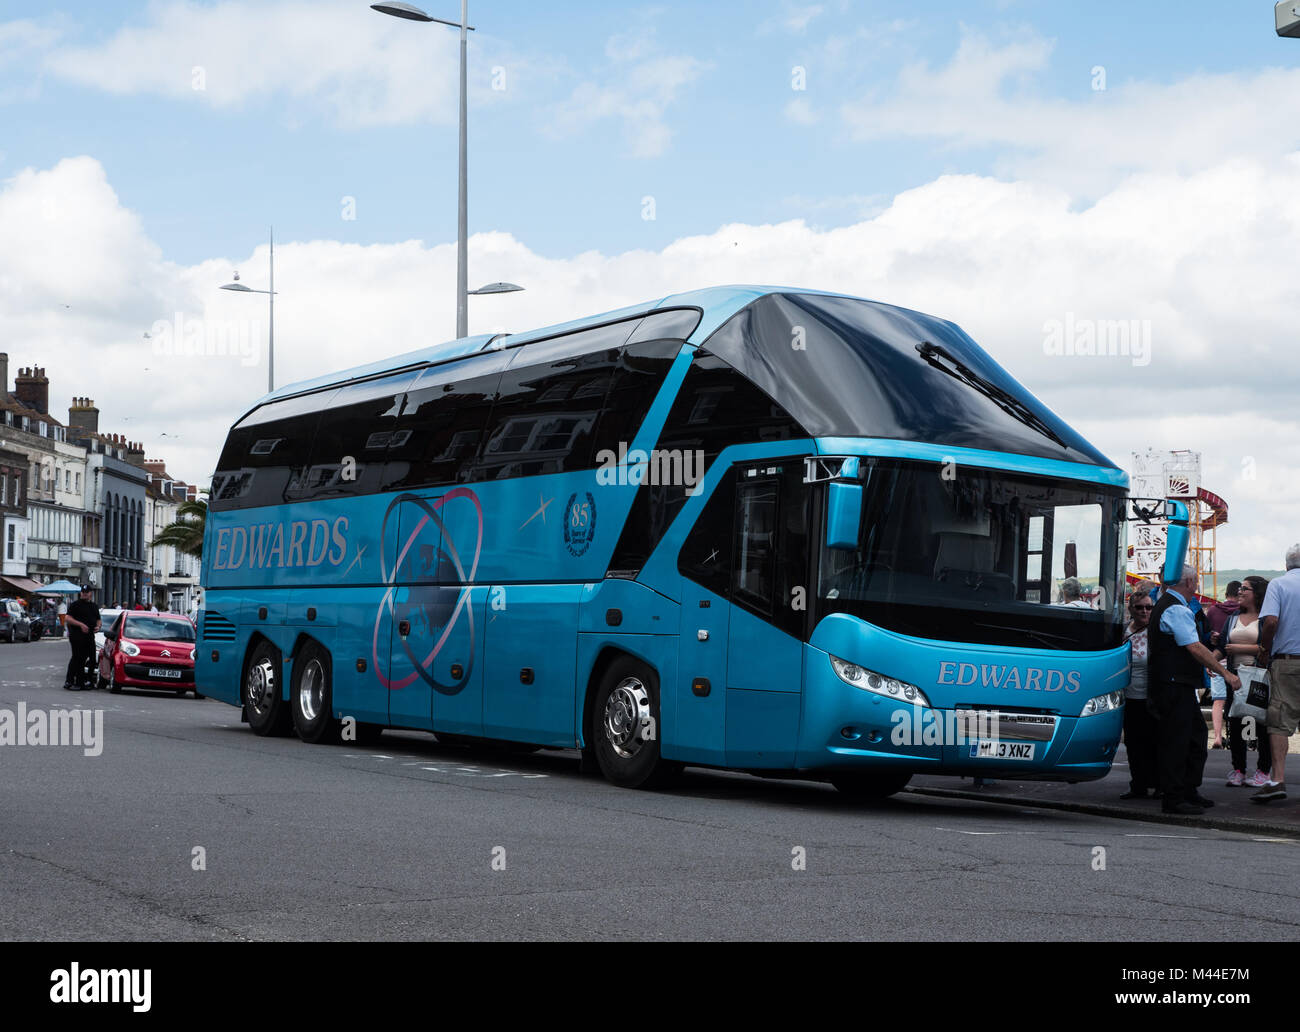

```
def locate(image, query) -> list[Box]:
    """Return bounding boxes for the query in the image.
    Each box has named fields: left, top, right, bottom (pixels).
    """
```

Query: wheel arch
left=579, top=644, right=661, bottom=750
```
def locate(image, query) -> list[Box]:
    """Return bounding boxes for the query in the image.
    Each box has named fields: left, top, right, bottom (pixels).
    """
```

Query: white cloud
left=3, top=154, right=1299, bottom=568
left=37, top=0, right=468, bottom=127
left=841, top=28, right=1300, bottom=194
left=546, top=26, right=707, bottom=159
left=785, top=5, right=825, bottom=33
left=784, top=96, right=820, bottom=124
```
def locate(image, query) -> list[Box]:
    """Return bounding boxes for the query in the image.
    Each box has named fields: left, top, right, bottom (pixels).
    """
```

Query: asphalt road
left=3, top=638, right=1299, bottom=941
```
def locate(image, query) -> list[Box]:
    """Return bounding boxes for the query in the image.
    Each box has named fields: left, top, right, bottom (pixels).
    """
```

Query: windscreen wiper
left=973, top=622, right=1079, bottom=649
left=915, top=341, right=1068, bottom=449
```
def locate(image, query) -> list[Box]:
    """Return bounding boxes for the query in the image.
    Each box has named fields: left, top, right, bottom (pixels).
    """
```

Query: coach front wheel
left=291, top=642, right=340, bottom=744
left=244, top=640, right=290, bottom=736
left=591, top=657, right=681, bottom=789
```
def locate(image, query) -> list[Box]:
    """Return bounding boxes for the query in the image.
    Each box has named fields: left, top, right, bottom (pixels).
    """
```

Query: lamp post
left=372, top=1, right=475, bottom=339
left=1278, top=2, right=1300, bottom=36
left=220, top=228, right=277, bottom=393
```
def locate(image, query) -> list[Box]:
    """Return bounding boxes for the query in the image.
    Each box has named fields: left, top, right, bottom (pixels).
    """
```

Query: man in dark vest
left=1148, top=565, right=1239, bottom=814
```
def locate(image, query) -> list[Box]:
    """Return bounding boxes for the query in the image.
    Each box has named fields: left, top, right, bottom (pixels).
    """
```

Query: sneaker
left=1251, top=781, right=1287, bottom=803
left=1248, top=770, right=1272, bottom=787
left=1162, top=801, right=1204, bottom=815
left=1190, top=793, right=1215, bottom=808
left=1226, top=770, right=1245, bottom=787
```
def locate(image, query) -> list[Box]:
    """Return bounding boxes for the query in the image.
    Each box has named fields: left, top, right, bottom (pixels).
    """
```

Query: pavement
left=909, top=721, right=1300, bottom=838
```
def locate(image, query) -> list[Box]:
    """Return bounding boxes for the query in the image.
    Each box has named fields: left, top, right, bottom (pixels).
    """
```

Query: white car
left=94, top=609, right=123, bottom=661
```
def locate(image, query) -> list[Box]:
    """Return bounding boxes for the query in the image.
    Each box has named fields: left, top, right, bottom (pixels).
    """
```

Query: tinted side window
left=302, top=372, right=417, bottom=499
left=607, top=354, right=802, bottom=575
left=676, top=466, right=736, bottom=597
left=476, top=348, right=613, bottom=480
left=734, top=479, right=779, bottom=616
left=627, top=308, right=701, bottom=344
left=211, top=391, right=334, bottom=511
left=589, top=339, right=681, bottom=463
left=385, top=352, right=510, bottom=491
left=730, top=464, right=812, bottom=637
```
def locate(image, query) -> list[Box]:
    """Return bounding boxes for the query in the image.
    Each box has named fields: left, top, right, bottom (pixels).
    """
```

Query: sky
left=1, top=0, right=1298, bottom=570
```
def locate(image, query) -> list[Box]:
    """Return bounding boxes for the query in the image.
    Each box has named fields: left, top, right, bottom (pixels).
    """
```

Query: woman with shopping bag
left=1215, top=575, right=1271, bottom=786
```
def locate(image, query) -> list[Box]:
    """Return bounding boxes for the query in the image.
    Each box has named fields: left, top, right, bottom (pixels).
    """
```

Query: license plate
left=148, top=667, right=183, bottom=679
left=970, top=740, right=1036, bottom=761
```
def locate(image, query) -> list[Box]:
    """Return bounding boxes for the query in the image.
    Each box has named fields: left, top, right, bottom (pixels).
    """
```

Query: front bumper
left=798, top=656, right=1124, bottom=781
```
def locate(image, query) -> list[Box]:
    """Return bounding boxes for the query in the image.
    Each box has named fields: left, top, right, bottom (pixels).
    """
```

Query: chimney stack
left=14, top=366, right=49, bottom=415
left=126, top=441, right=146, bottom=467
left=0, top=353, right=8, bottom=398
left=69, top=396, right=100, bottom=435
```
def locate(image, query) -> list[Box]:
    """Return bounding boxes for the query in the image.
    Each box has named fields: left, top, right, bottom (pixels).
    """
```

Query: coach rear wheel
left=244, top=639, right=290, bottom=736
left=591, top=657, right=680, bottom=789
left=829, top=771, right=913, bottom=800
left=291, top=643, right=340, bottom=744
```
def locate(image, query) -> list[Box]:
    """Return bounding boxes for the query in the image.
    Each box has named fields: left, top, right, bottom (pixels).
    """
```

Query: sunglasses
left=1132, top=604, right=1153, bottom=610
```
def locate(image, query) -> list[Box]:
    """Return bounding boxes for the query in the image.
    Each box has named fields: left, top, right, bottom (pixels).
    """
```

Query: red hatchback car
left=97, top=612, right=199, bottom=696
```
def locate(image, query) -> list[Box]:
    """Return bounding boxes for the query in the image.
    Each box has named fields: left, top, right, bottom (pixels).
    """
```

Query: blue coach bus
left=197, top=286, right=1181, bottom=798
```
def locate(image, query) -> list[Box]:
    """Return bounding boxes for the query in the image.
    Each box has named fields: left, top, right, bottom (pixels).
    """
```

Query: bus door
left=724, top=465, right=808, bottom=767
left=383, top=491, right=484, bottom=734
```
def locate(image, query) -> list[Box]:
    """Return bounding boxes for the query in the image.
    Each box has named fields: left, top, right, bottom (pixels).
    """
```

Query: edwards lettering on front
left=937, top=660, right=1082, bottom=693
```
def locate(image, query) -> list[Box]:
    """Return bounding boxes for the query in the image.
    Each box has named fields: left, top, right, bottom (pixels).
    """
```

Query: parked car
left=93, top=609, right=124, bottom=662
left=97, top=612, right=198, bottom=695
left=0, top=598, right=33, bottom=643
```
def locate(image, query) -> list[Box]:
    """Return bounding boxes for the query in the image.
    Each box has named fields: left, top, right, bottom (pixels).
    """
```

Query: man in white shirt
left=1251, top=544, right=1300, bottom=803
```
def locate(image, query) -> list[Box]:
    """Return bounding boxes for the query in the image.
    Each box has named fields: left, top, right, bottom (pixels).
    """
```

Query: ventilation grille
left=201, top=611, right=237, bottom=643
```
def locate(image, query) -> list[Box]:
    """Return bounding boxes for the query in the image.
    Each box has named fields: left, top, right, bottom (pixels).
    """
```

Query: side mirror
left=1162, top=499, right=1190, bottom=585
left=826, top=480, right=863, bottom=550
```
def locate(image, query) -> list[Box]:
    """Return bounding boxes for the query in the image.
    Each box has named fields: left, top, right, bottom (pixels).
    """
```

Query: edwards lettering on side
left=937, top=660, right=1082, bottom=693
left=212, top=517, right=349, bottom=572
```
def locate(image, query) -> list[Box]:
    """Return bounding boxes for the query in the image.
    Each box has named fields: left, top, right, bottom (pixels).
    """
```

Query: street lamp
left=372, top=1, right=475, bottom=339
left=220, top=228, right=277, bottom=393
left=469, top=281, right=524, bottom=295
left=1279, top=2, right=1300, bottom=35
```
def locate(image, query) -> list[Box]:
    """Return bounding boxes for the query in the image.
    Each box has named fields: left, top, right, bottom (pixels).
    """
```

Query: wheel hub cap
left=299, top=659, right=324, bottom=722
left=604, top=678, right=651, bottom=759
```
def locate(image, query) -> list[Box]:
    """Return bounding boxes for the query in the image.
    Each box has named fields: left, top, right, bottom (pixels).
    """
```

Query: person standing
left=1215, top=576, right=1272, bottom=786
left=57, top=596, right=68, bottom=632
left=1251, top=545, right=1300, bottom=804
left=63, top=585, right=101, bottom=692
left=1121, top=585, right=1159, bottom=799
left=1207, top=580, right=1241, bottom=650
left=1148, top=564, right=1240, bottom=815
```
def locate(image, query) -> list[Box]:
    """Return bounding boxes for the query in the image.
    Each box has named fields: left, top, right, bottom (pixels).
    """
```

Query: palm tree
left=151, top=497, right=207, bottom=559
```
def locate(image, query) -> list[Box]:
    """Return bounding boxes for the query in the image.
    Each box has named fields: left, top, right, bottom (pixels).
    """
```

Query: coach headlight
left=1080, top=689, right=1124, bottom=716
left=829, top=656, right=930, bottom=706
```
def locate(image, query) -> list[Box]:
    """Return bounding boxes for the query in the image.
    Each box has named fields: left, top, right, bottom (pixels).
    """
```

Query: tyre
left=244, top=639, right=290, bottom=736
left=290, top=642, right=340, bottom=744
left=107, top=663, right=121, bottom=694
left=829, top=771, right=913, bottom=800
left=193, top=690, right=204, bottom=699
left=591, top=657, right=680, bottom=789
